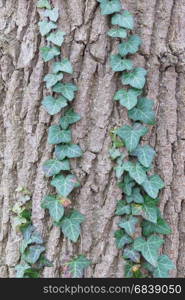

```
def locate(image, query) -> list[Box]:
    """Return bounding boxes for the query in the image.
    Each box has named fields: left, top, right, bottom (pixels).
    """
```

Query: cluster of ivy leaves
left=97, top=0, right=175, bottom=278
left=36, top=0, right=90, bottom=277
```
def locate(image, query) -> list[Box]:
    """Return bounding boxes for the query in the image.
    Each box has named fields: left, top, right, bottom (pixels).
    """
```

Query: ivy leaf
left=51, top=174, right=80, bottom=197
left=99, top=0, right=122, bottom=15
left=119, top=216, right=139, bottom=236
left=142, top=174, right=165, bottom=199
left=131, top=145, right=156, bottom=168
left=41, top=195, right=64, bottom=222
left=109, top=148, right=121, bottom=160
left=119, top=174, right=135, bottom=196
left=48, top=125, right=72, bottom=144
left=132, top=202, right=158, bottom=224
left=23, top=245, right=45, bottom=264
left=110, top=55, right=133, bottom=72
left=126, top=187, right=144, bottom=204
left=22, top=225, right=43, bottom=245
left=128, top=97, right=156, bottom=125
left=111, top=10, right=134, bottom=29
left=114, top=230, right=133, bottom=249
left=123, top=248, right=140, bottom=263
left=55, top=144, right=83, bottom=160
left=42, top=159, right=70, bottom=177
left=37, top=0, right=51, bottom=9
left=115, top=200, right=131, bottom=215
left=53, top=59, right=73, bottom=74
left=133, top=235, right=164, bottom=267
left=115, top=162, right=125, bottom=179
left=53, top=83, right=78, bottom=101
left=47, top=30, right=66, bottom=46
left=42, top=96, right=68, bottom=115
left=40, top=46, right=60, bottom=62
left=121, top=68, right=147, bottom=90
left=24, top=268, right=40, bottom=278
left=123, top=161, right=147, bottom=184
left=114, top=88, right=141, bottom=110
left=67, top=255, right=91, bottom=278
left=36, top=254, right=53, bottom=268
left=107, top=28, right=127, bottom=38
left=43, top=73, right=63, bottom=88
left=60, top=109, right=81, bottom=129
left=15, top=263, right=31, bottom=278
left=153, top=255, right=175, bottom=278
left=119, top=35, right=142, bottom=56
left=142, top=217, right=172, bottom=236
left=38, top=21, right=57, bottom=36
left=44, top=8, right=59, bottom=22
left=61, top=218, right=80, bottom=242
left=116, top=123, right=148, bottom=152
left=70, top=210, right=85, bottom=224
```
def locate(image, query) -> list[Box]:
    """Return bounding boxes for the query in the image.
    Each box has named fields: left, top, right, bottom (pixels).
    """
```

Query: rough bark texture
left=0, top=0, right=185, bottom=278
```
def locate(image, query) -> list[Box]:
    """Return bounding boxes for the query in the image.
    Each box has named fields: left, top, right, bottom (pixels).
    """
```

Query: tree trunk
left=0, top=0, right=185, bottom=278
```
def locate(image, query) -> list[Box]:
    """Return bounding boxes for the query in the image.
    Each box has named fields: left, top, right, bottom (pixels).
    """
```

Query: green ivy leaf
left=142, top=174, right=165, bottom=199
left=109, top=148, right=121, bottom=160
left=121, top=68, right=147, bottom=90
left=43, top=73, right=63, bottom=88
left=114, top=230, right=132, bottom=249
left=51, top=174, right=80, bottom=197
left=53, top=59, right=73, bottom=74
left=53, top=83, right=78, bottom=101
left=70, top=210, right=85, bottom=224
left=115, top=162, right=125, bottom=179
left=42, top=96, right=68, bottom=115
left=126, top=187, right=144, bottom=204
left=128, top=97, right=156, bottom=125
left=119, top=35, right=142, bottom=56
left=60, top=109, right=81, bottom=129
left=116, top=123, right=148, bottom=152
left=47, top=30, right=66, bottom=46
left=48, top=125, right=72, bottom=144
left=133, top=235, right=164, bottom=267
left=132, top=202, right=158, bottom=224
left=44, top=8, right=59, bottom=22
left=153, top=255, right=175, bottom=278
left=125, top=261, right=134, bottom=278
left=123, top=248, right=140, bottom=263
left=61, top=217, right=80, bottom=242
left=110, top=55, right=133, bottom=72
left=142, top=217, right=172, bottom=236
left=41, top=195, right=64, bottom=222
left=107, top=28, right=127, bottom=38
left=37, top=0, right=51, bottom=9
left=114, top=88, right=141, bottom=110
left=123, top=161, right=147, bottom=184
left=115, top=200, right=131, bottom=215
left=111, top=10, right=134, bottom=29
left=119, top=174, right=135, bottom=196
left=131, top=145, right=156, bottom=168
left=15, top=263, right=31, bottom=278
left=23, top=245, right=45, bottom=264
left=55, top=144, right=83, bottom=160
left=99, top=0, right=122, bottom=15
left=38, top=21, right=57, bottom=36
left=40, top=46, right=60, bottom=62
left=119, top=216, right=139, bottom=236
left=67, top=255, right=91, bottom=278
left=36, top=254, right=53, bottom=268
left=42, top=159, right=70, bottom=177
left=22, top=225, right=43, bottom=245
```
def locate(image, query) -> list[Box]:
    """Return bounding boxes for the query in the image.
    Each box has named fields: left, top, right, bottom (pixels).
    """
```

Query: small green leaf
left=115, top=162, right=125, bottom=179
left=24, top=268, right=40, bottom=278
left=70, top=210, right=85, bottom=224
left=38, top=21, right=57, bottom=36
left=23, top=245, right=45, bottom=264
left=114, top=230, right=132, bottom=249
left=116, top=123, right=148, bottom=152
left=109, top=148, right=121, bottom=160
left=110, top=55, right=133, bottom=72
left=53, top=59, right=73, bottom=74
left=123, top=248, right=140, bottom=263
left=60, top=109, right=81, bottom=129
left=22, top=225, right=43, bottom=245
left=44, top=8, right=59, bottom=22
left=142, top=174, right=165, bottom=199
left=119, top=35, right=142, bottom=56
left=37, top=0, right=51, bottom=9
left=119, top=174, right=135, bottom=196
left=119, top=216, right=139, bottom=236
left=42, top=96, right=68, bottom=115
left=111, top=10, right=134, bottom=29
left=47, top=30, right=66, bottom=46
left=43, top=159, right=70, bottom=177
left=48, top=125, right=72, bottom=144
left=55, top=144, right=83, bottom=160
left=153, top=255, right=175, bottom=278
left=115, top=200, right=131, bottom=215
left=41, top=195, right=64, bottom=222
left=131, top=145, right=156, bottom=168
left=128, top=97, right=156, bottom=125
left=15, top=263, right=30, bottom=278
left=126, top=187, right=144, bottom=204
left=61, top=218, right=80, bottom=242
left=132, top=202, right=158, bottom=224
left=107, top=28, right=127, bottom=38
left=36, top=254, right=53, bottom=268
left=123, top=161, right=147, bottom=184
left=40, top=46, right=60, bottom=62
left=125, top=261, right=134, bottom=278
left=142, top=217, right=172, bottom=236
left=114, top=88, right=141, bottom=110
left=121, top=68, right=147, bottom=90
left=53, top=83, right=78, bottom=101
left=67, top=255, right=91, bottom=278
left=43, top=73, right=63, bottom=88
left=99, top=0, right=122, bottom=15
left=51, top=174, right=80, bottom=197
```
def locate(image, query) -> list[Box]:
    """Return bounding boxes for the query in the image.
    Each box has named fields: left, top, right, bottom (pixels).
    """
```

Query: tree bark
left=0, top=0, right=185, bottom=278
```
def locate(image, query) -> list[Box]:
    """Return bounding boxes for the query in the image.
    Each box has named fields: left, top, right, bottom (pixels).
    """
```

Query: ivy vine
left=97, top=0, right=175, bottom=278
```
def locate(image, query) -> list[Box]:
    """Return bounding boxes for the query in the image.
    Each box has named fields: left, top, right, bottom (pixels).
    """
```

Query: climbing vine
left=97, top=0, right=175, bottom=278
